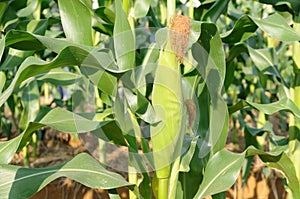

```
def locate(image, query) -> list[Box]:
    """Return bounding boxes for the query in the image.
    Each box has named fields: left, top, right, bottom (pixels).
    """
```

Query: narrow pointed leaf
left=16, top=0, right=39, bottom=17
left=58, top=0, right=93, bottom=45
left=0, top=71, right=5, bottom=94
left=222, top=13, right=300, bottom=43
left=229, top=98, right=300, bottom=124
left=250, top=13, right=300, bottom=42
left=114, top=0, right=135, bottom=70
left=194, top=149, right=244, bottom=198
left=19, top=80, right=40, bottom=130
left=0, top=135, right=23, bottom=164
left=0, top=153, right=133, bottom=199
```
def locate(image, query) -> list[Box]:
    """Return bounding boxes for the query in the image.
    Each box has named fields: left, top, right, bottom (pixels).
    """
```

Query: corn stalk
left=289, top=14, right=300, bottom=199
left=151, top=40, right=183, bottom=198
left=151, top=3, right=190, bottom=196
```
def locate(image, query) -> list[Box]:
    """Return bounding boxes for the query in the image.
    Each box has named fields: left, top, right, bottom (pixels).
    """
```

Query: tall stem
left=289, top=14, right=300, bottom=199
left=128, top=163, right=138, bottom=199
left=32, top=133, right=38, bottom=160
left=158, top=178, right=169, bottom=199
left=155, top=1, right=180, bottom=198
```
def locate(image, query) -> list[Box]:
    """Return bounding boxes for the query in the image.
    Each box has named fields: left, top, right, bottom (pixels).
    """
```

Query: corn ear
left=151, top=33, right=183, bottom=179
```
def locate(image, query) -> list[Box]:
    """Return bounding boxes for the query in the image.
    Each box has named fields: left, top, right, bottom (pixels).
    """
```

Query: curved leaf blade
left=246, top=147, right=300, bottom=199
left=250, top=13, right=300, bottom=42
left=222, top=13, right=300, bottom=43
left=58, top=0, right=93, bottom=45
left=0, top=46, right=89, bottom=107
left=193, top=149, right=244, bottom=198
left=0, top=136, right=23, bottom=164
left=114, top=0, right=135, bottom=70
left=133, top=0, right=150, bottom=19
left=0, top=153, right=133, bottom=199
left=229, top=98, right=300, bottom=124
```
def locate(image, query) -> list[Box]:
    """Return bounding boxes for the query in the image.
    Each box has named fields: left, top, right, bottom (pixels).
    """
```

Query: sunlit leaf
left=16, top=0, right=39, bottom=17
left=114, top=0, right=135, bottom=70
left=19, top=80, right=40, bottom=130
left=229, top=98, right=300, bottom=124
left=0, top=135, right=23, bottom=164
left=58, top=0, right=93, bottom=45
left=222, top=13, right=300, bottom=43
left=0, top=153, right=133, bottom=199
left=133, top=0, right=150, bottom=19
left=0, top=71, right=5, bottom=94
left=194, top=149, right=244, bottom=198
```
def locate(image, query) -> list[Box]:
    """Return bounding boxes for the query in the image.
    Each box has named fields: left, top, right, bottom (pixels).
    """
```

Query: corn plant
left=0, top=0, right=300, bottom=199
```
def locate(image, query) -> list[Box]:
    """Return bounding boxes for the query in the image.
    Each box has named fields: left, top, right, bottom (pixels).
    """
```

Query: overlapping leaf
left=222, top=13, right=300, bottom=43
left=194, top=146, right=300, bottom=198
left=0, top=153, right=133, bottom=199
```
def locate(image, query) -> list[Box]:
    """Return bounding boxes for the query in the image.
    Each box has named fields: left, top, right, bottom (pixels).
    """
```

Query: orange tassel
left=169, top=14, right=190, bottom=64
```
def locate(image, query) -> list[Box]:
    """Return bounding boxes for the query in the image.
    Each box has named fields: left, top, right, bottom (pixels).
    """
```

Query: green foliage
left=0, top=153, right=133, bottom=199
left=0, top=0, right=300, bottom=199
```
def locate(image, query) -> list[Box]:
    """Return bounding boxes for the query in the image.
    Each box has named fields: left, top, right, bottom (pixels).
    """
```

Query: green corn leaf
left=247, top=46, right=279, bottom=76
left=258, top=0, right=300, bottom=15
left=0, top=106, right=127, bottom=164
left=193, top=23, right=228, bottom=154
left=38, top=108, right=102, bottom=133
left=19, top=80, right=40, bottom=130
left=0, top=44, right=121, bottom=108
left=1, top=19, right=48, bottom=70
left=0, top=71, right=5, bottom=94
left=0, top=135, right=23, bottom=164
left=194, top=149, right=244, bottom=198
left=179, top=139, right=207, bottom=199
left=0, top=1, right=8, bottom=23
left=114, top=0, right=135, bottom=70
left=246, top=147, right=300, bottom=199
left=5, top=30, right=93, bottom=53
left=16, top=19, right=48, bottom=35
left=221, top=15, right=258, bottom=43
left=16, top=0, right=39, bottom=17
left=0, top=37, right=5, bottom=60
left=194, top=147, right=300, bottom=199
left=93, top=19, right=114, bottom=36
left=151, top=42, right=183, bottom=178
left=0, top=48, right=34, bottom=70
left=228, top=97, right=300, bottom=124
left=36, top=68, right=81, bottom=86
left=58, top=0, right=93, bottom=45
left=250, top=13, right=300, bottom=42
left=0, top=153, right=133, bottom=199
left=94, top=6, right=115, bottom=24
left=203, top=0, right=230, bottom=23
left=133, top=0, right=151, bottom=19
left=91, top=120, right=128, bottom=146
left=222, top=13, right=300, bottom=43
left=267, top=153, right=300, bottom=198
left=0, top=122, right=43, bottom=165
left=0, top=46, right=88, bottom=107
left=179, top=136, right=199, bottom=172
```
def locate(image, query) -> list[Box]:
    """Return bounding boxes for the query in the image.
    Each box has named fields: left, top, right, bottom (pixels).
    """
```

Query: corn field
left=0, top=0, right=300, bottom=199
